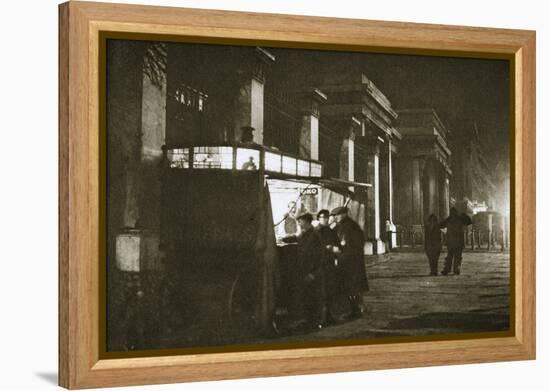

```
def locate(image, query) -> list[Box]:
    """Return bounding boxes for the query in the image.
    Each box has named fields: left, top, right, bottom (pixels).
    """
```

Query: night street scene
left=106, top=39, right=511, bottom=353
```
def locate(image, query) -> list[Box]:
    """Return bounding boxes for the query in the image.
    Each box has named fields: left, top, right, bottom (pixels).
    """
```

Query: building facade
left=107, top=42, right=459, bottom=270
left=395, top=108, right=452, bottom=225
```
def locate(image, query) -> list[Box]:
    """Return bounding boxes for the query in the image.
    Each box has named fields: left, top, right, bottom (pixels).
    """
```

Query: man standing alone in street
left=330, top=206, right=369, bottom=319
left=440, top=207, right=473, bottom=275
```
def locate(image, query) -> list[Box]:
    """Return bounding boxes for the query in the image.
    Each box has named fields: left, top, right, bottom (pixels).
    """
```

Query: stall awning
left=320, top=177, right=372, bottom=189
left=264, top=173, right=371, bottom=200
left=316, top=178, right=372, bottom=201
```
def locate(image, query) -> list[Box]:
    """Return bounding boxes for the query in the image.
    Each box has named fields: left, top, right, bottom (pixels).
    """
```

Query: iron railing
left=394, top=225, right=509, bottom=251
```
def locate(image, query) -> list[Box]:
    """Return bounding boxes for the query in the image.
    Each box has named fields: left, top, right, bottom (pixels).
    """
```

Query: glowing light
left=236, top=148, right=260, bottom=171
left=167, top=148, right=189, bottom=168
left=193, top=146, right=233, bottom=169
left=265, top=152, right=282, bottom=173
left=168, top=145, right=323, bottom=179
left=282, top=156, right=297, bottom=175
left=297, top=159, right=310, bottom=176
left=310, top=162, right=322, bottom=177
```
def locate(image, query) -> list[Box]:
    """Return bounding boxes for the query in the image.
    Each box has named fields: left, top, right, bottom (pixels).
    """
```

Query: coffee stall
left=160, top=142, right=370, bottom=338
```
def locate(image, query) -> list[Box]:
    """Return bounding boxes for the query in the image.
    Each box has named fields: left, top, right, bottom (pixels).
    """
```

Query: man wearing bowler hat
left=330, top=206, right=369, bottom=319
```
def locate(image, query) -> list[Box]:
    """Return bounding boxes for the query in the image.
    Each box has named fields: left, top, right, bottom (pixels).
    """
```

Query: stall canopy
left=266, top=174, right=371, bottom=230
left=319, top=178, right=370, bottom=229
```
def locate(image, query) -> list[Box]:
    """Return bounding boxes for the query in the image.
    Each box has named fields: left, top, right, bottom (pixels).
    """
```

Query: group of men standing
left=282, top=206, right=368, bottom=332
left=279, top=204, right=475, bottom=333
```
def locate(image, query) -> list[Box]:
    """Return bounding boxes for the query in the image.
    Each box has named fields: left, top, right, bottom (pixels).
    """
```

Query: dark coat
left=296, top=228, right=324, bottom=280
left=281, top=228, right=325, bottom=321
left=317, top=225, right=339, bottom=246
left=441, top=214, right=473, bottom=249
left=335, top=217, right=369, bottom=294
left=316, top=224, right=341, bottom=298
left=424, top=224, right=443, bottom=253
left=297, top=228, right=326, bottom=324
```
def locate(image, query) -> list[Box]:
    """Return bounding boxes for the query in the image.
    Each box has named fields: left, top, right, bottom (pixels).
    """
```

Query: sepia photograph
left=105, top=38, right=511, bottom=353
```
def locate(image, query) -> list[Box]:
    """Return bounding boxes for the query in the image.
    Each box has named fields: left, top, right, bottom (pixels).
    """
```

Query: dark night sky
left=359, top=52, right=510, bottom=169
left=268, top=47, right=510, bottom=171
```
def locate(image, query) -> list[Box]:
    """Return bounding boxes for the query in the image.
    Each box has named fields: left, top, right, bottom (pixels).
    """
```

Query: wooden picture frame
left=59, top=1, right=536, bottom=389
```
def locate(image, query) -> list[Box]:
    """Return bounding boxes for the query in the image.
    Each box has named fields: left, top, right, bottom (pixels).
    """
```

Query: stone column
left=298, top=88, right=327, bottom=160
left=387, top=140, right=394, bottom=224
left=338, top=117, right=361, bottom=182
left=138, top=46, right=168, bottom=229
left=379, top=138, right=396, bottom=247
left=108, top=42, right=168, bottom=351
left=395, top=157, right=410, bottom=227
left=339, top=137, right=356, bottom=182
left=365, top=138, right=384, bottom=254
left=412, top=157, right=425, bottom=226
left=395, top=156, right=424, bottom=227
left=233, top=47, right=275, bottom=144
left=422, top=158, right=439, bottom=220
left=115, top=42, right=168, bottom=274
left=439, top=168, right=450, bottom=219
left=379, top=143, right=389, bottom=227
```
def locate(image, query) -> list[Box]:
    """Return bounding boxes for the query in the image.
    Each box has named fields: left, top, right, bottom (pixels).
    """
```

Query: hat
left=317, top=209, right=330, bottom=219
left=296, top=212, right=313, bottom=223
left=330, top=206, right=348, bottom=216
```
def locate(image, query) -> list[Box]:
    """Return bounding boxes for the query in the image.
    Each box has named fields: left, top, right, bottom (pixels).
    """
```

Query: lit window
left=167, top=148, right=190, bottom=168
left=236, top=148, right=260, bottom=171
left=265, top=152, right=282, bottom=173
left=193, top=146, right=233, bottom=169
left=282, top=156, right=297, bottom=175
left=297, top=160, right=310, bottom=177
left=310, top=162, right=322, bottom=177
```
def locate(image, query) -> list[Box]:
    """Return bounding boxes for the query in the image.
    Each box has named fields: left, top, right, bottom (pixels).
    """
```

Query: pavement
left=267, top=250, right=511, bottom=344
left=155, top=250, right=511, bottom=349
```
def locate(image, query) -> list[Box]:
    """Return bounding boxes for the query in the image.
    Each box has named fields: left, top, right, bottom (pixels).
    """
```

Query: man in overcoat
left=440, top=207, right=473, bottom=275
left=330, top=206, right=369, bottom=319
